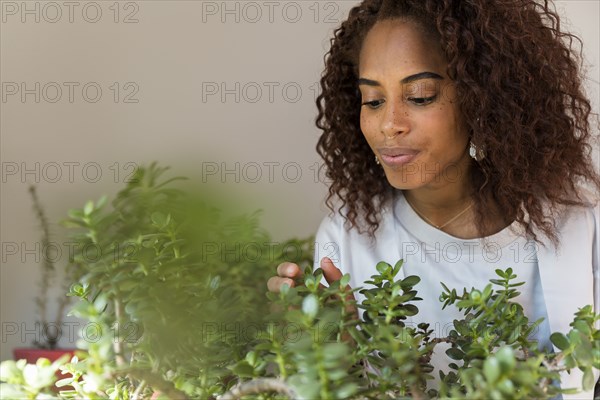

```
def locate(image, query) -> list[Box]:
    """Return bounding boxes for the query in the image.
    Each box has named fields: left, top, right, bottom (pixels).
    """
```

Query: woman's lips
left=378, top=147, right=420, bottom=167
left=380, top=153, right=418, bottom=166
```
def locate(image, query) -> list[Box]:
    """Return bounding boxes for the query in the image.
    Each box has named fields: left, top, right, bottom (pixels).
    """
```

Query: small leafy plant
left=2, top=163, right=598, bottom=399
left=27, top=185, right=76, bottom=349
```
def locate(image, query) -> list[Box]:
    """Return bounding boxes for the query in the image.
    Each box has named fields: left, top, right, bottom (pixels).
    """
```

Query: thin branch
left=29, top=185, right=54, bottom=344
left=542, top=352, right=565, bottom=372
left=218, top=378, right=297, bottom=400
left=131, top=379, right=146, bottom=400
left=430, top=337, right=454, bottom=346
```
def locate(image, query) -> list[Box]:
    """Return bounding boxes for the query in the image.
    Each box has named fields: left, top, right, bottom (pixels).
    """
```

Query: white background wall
left=1, top=0, right=598, bottom=361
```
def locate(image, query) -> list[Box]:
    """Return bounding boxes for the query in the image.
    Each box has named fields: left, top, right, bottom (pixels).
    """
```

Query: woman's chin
left=384, top=176, right=426, bottom=191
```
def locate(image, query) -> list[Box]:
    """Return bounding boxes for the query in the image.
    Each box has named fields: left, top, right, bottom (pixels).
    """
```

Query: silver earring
left=469, top=141, right=486, bottom=161
left=374, top=155, right=380, bottom=165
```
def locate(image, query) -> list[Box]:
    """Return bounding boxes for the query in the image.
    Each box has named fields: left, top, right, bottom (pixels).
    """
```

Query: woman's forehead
left=358, top=20, right=447, bottom=81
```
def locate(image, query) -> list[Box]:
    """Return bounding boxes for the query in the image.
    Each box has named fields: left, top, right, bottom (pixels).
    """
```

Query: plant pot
left=13, top=347, right=78, bottom=392
left=13, top=347, right=76, bottom=363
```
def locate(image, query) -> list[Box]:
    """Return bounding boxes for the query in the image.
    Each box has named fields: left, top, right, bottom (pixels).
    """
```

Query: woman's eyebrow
left=358, top=71, right=444, bottom=86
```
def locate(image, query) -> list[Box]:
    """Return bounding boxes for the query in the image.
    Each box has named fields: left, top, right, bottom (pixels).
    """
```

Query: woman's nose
left=380, top=100, right=409, bottom=139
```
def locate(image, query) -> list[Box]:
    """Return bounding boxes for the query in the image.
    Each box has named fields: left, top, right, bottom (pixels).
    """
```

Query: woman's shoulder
left=544, top=186, right=600, bottom=239
left=577, top=186, right=600, bottom=207
left=560, top=186, right=599, bottom=219
left=576, top=186, right=600, bottom=231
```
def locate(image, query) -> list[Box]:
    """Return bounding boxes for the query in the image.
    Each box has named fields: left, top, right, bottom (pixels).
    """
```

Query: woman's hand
left=267, top=257, right=346, bottom=292
left=266, top=261, right=304, bottom=293
left=267, top=257, right=358, bottom=319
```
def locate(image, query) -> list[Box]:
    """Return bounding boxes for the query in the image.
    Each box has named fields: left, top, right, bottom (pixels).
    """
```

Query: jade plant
left=1, top=163, right=598, bottom=399
left=247, top=262, right=599, bottom=399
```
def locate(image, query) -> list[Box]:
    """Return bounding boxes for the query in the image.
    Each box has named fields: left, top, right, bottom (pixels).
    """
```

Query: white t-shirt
left=313, top=190, right=554, bottom=392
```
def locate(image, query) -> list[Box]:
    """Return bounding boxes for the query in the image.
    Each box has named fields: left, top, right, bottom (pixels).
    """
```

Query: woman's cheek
left=360, top=116, right=378, bottom=143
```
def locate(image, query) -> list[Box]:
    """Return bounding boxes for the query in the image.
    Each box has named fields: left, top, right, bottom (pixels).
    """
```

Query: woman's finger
left=276, top=262, right=302, bottom=278
left=320, top=257, right=344, bottom=285
left=267, top=276, right=296, bottom=293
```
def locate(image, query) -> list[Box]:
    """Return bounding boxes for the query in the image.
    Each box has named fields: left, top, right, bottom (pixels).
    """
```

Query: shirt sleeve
left=593, top=197, right=599, bottom=329
left=592, top=196, right=600, bottom=393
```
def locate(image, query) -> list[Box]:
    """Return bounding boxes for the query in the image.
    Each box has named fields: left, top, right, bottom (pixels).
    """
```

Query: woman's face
left=358, top=19, right=471, bottom=191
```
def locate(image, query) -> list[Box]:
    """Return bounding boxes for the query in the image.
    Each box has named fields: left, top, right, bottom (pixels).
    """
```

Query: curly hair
left=315, top=0, right=600, bottom=247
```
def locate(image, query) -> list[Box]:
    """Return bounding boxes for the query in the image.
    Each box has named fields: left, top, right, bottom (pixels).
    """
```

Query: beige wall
left=1, top=1, right=598, bottom=361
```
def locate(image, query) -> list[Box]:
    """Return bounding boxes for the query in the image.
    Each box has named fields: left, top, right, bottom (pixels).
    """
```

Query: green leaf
left=55, top=377, right=74, bottom=387
left=336, top=382, right=358, bottom=398
left=302, top=294, right=319, bottom=319
left=456, top=299, right=472, bottom=309
left=376, top=261, right=391, bottom=275
left=564, top=354, right=577, bottom=369
left=83, top=200, right=94, bottom=216
left=574, top=338, right=593, bottom=365
left=339, top=274, right=350, bottom=288
left=470, top=290, right=482, bottom=302
left=402, top=275, right=421, bottom=287
left=231, top=362, right=254, bottom=378
left=151, top=212, right=167, bottom=226
left=482, top=284, right=493, bottom=300
left=483, top=357, right=500, bottom=383
left=495, top=347, right=516, bottom=372
left=550, top=332, right=570, bottom=350
left=573, top=320, right=591, bottom=336
left=304, top=275, right=316, bottom=291
left=403, top=304, right=419, bottom=316
left=392, top=259, right=404, bottom=276
left=245, top=351, right=257, bottom=366
left=209, top=276, right=221, bottom=290
left=446, top=347, right=465, bottom=360
left=496, top=378, right=515, bottom=395
left=440, top=282, right=450, bottom=293
left=582, top=367, right=595, bottom=391
left=96, top=195, right=108, bottom=209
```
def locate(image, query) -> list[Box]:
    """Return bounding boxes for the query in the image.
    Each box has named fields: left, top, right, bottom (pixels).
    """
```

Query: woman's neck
left=401, top=180, right=507, bottom=239
left=403, top=176, right=473, bottom=220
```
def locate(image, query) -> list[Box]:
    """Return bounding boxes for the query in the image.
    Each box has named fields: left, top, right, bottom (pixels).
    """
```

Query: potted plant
left=12, top=186, right=78, bottom=366
left=2, top=162, right=598, bottom=399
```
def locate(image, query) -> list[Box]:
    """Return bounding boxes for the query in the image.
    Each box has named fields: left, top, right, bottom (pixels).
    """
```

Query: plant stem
left=275, top=350, right=287, bottom=380
left=125, top=369, right=189, bottom=400
left=410, top=384, right=425, bottom=400
left=114, top=299, right=126, bottom=367
left=312, top=341, right=330, bottom=399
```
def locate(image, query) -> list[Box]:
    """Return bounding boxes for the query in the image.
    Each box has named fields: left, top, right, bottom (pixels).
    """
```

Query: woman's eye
left=361, top=99, right=384, bottom=109
left=408, top=95, right=437, bottom=105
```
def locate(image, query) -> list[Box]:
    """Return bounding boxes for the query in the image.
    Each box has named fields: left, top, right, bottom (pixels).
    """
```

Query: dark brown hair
left=315, top=0, right=600, bottom=246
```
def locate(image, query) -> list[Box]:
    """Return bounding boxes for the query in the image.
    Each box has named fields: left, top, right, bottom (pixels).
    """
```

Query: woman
left=267, top=0, right=600, bottom=397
